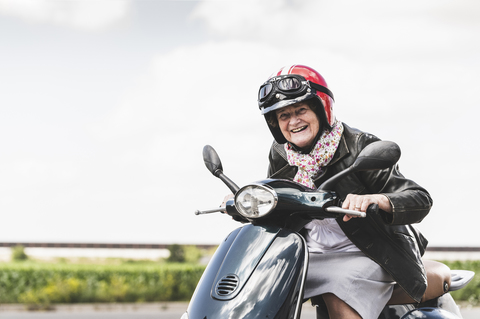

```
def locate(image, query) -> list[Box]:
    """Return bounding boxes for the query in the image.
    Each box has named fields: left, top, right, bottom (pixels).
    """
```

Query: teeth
left=292, top=126, right=307, bottom=133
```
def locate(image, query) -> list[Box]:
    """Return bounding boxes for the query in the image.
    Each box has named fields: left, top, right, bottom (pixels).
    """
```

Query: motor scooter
left=182, top=141, right=475, bottom=319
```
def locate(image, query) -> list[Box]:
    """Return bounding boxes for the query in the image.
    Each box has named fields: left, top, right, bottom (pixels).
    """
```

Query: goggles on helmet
left=258, top=74, right=334, bottom=115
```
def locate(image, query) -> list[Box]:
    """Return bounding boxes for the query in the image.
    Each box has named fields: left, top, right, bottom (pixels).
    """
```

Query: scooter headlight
left=235, top=184, right=278, bottom=219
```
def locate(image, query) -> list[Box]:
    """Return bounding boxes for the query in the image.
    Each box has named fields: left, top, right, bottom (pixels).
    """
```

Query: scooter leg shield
left=185, top=224, right=308, bottom=319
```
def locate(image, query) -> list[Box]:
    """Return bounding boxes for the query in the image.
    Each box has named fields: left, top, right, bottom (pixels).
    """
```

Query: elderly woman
left=259, top=65, right=432, bottom=319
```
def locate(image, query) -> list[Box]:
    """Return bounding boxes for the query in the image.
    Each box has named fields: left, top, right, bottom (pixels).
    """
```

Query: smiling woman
left=258, top=64, right=433, bottom=319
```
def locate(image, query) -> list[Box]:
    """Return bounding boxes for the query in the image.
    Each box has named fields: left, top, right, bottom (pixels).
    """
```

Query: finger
left=342, top=195, right=351, bottom=209
left=352, top=198, right=363, bottom=211
left=354, top=197, right=372, bottom=212
left=220, top=193, right=234, bottom=207
left=344, top=194, right=358, bottom=210
left=358, top=197, right=375, bottom=212
left=358, top=201, right=369, bottom=212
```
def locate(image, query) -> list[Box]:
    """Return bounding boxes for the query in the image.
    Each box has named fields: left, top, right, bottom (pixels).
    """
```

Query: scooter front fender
left=186, top=224, right=308, bottom=319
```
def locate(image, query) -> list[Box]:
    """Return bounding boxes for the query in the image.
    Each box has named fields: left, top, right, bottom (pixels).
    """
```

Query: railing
left=0, top=242, right=217, bottom=249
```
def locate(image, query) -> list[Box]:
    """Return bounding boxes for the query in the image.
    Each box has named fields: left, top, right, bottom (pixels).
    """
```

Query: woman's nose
left=289, top=114, right=301, bottom=125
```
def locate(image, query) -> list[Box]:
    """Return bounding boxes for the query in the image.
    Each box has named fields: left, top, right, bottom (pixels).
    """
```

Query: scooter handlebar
left=324, top=204, right=379, bottom=218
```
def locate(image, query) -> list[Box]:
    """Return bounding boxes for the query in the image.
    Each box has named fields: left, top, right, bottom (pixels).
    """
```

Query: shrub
left=11, top=245, right=28, bottom=261
left=0, top=262, right=205, bottom=307
left=167, top=244, right=185, bottom=263
left=184, top=245, right=203, bottom=264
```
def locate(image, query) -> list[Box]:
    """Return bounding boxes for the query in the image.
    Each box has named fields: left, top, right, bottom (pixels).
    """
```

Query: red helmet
left=258, top=65, right=335, bottom=144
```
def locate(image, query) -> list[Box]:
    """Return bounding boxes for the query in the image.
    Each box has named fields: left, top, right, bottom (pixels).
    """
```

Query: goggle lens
left=259, top=83, right=272, bottom=101
left=277, top=77, right=301, bottom=91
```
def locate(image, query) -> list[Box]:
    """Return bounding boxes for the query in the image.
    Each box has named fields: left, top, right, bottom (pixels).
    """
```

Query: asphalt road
left=0, top=302, right=478, bottom=319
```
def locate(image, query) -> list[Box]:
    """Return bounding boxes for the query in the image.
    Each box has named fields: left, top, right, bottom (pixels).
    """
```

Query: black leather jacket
left=267, top=123, right=433, bottom=303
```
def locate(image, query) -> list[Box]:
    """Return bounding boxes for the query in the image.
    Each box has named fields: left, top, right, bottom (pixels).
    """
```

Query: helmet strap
left=310, top=82, right=334, bottom=101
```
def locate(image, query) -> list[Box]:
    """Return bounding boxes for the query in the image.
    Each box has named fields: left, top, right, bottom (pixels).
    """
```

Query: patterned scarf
left=285, top=120, right=344, bottom=189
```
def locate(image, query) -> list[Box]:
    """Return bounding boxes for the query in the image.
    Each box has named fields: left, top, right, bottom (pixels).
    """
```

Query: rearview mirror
left=203, top=145, right=224, bottom=177
left=202, top=145, right=240, bottom=193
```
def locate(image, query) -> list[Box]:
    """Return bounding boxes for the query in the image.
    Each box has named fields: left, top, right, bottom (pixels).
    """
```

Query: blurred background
left=0, top=0, right=479, bottom=248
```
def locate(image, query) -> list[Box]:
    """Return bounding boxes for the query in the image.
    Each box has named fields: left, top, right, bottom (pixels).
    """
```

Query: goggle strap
left=309, top=82, right=334, bottom=101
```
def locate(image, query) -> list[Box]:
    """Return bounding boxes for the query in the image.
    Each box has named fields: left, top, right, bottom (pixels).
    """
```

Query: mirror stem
left=218, top=172, right=240, bottom=194
left=317, top=167, right=353, bottom=191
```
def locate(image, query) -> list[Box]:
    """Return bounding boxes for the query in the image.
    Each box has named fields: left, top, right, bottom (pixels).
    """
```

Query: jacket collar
left=328, top=130, right=350, bottom=166
left=273, top=122, right=351, bottom=168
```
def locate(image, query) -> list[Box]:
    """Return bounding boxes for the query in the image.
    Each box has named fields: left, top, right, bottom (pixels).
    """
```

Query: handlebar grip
left=324, top=206, right=366, bottom=218
left=367, top=203, right=379, bottom=215
left=325, top=203, right=379, bottom=218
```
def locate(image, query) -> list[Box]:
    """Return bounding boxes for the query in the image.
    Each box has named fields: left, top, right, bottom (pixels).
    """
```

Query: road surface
left=0, top=302, right=478, bottom=319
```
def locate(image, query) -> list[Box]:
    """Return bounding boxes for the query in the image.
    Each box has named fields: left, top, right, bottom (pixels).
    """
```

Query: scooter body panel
left=187, top=224, right=308, bottom=319
left=378, top=293, right=463, bottom=319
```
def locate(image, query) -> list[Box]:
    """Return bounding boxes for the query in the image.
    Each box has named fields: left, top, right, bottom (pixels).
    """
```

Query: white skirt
left=304, top=251, right=395, bottom=319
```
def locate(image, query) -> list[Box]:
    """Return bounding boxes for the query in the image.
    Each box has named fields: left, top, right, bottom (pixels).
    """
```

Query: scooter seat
left=388, top=259, right=452, bottom=305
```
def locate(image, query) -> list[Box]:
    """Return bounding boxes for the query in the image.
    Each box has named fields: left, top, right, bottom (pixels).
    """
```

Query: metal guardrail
left=426, top=247, right=480, bottom=252
left=1, top=243, right=478, bottom=251
left=0, top=243, right=217, bottom=249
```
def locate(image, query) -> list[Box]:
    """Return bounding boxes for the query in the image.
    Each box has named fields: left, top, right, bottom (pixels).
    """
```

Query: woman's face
left=276, top=103, right=320, bottom=149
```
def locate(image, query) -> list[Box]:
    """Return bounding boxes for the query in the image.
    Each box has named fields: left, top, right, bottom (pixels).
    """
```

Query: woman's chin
left=290, top=136, right=315, bottom=150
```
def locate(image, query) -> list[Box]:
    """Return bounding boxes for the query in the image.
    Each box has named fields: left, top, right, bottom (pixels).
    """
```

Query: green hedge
left=0, top=262, right=205, bottom=308
left=1, top=260, right=478, bottom=308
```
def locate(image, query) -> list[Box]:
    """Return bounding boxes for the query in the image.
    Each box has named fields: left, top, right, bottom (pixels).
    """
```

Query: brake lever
left=194, top=207, right=226, bottom=215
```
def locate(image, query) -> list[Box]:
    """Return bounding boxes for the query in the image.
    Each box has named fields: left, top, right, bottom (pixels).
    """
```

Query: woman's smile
left=291, top=125, right=308, bottom=133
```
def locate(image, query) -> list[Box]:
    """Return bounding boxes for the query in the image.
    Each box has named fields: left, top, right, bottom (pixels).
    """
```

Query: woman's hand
left=341, top=194, right=392, bottom=222
left=220, top=194, right=234, bottom=208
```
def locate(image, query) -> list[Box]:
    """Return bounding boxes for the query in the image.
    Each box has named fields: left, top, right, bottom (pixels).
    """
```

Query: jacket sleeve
left=356, top=134, right=433, bottom=225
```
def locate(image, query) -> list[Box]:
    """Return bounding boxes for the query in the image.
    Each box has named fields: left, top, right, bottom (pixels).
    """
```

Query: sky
left=0, top=0, right=479, bottom=247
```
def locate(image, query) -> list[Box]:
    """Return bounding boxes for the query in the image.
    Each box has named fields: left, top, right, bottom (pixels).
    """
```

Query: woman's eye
left=278, top=113, right=289, bottom=121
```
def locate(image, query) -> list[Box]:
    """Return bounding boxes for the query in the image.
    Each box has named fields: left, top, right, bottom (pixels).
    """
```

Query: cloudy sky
left=0, top=0, right=479, bottom=246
